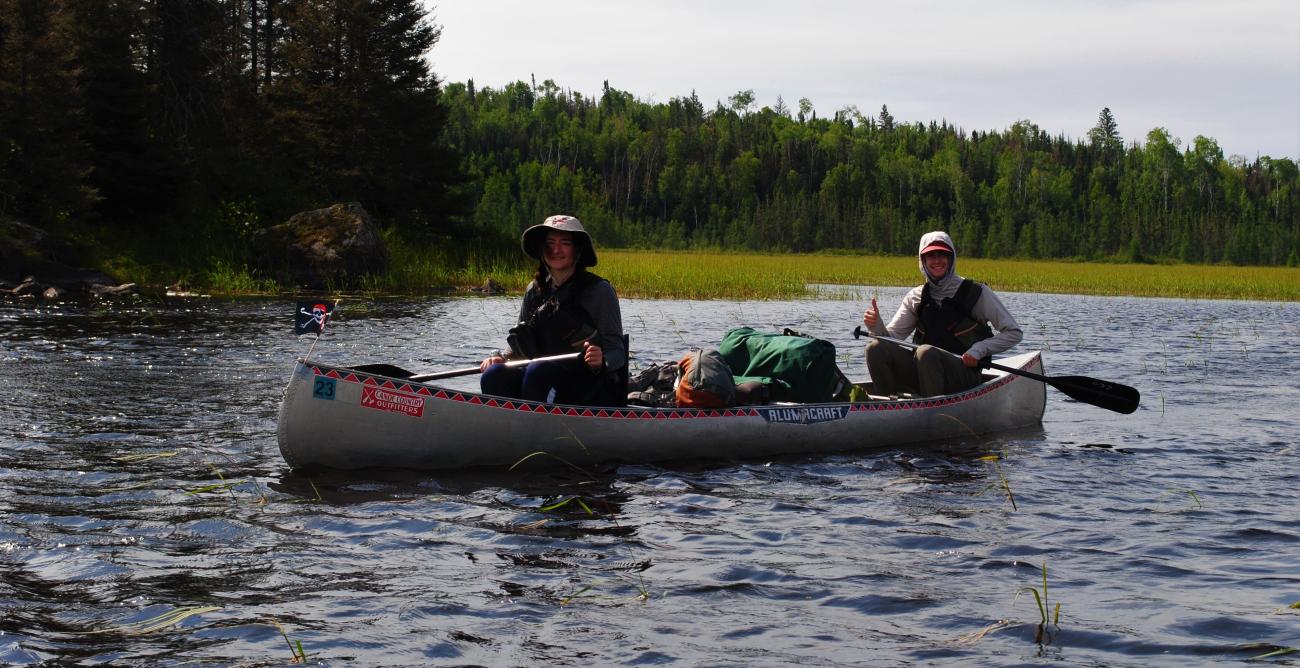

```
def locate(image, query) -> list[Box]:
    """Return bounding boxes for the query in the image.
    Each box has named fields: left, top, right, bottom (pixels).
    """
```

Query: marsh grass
left=205, top=260, right=278, bottom=295
left=359, top=230, right=526, bottom=294
left=956, top=619, right=1014, bottom=645
left=1251, top=646, right=1298, bottom=660
left=540, top=496, right=596, bottom=515
left=164, top=245, right=1300, bottom=301
left=113, top=451, right=180, bottom=463
left=1016, top=561, right=1062, bottom=645
left=597, top=251, right=1300, bottom=301
left=509, top=449, right=593, bottom=476
left=560, top=573, right=653, bottom=606
left=179, top=451, right=269, bottom=506
left=271, top=619, right=309, bottom=663
left=94, top=606, right=222, bottom=635
left=977, top=453, right=1018, bottom=511
left=1156, top=487, right=1204, bottom=512
left=507, top=435, right=652, bottom=605
left=599, top=251, right=809, bottom=299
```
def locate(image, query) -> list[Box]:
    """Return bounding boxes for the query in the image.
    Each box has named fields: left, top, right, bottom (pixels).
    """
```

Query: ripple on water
left=2, top=297, right=1299, bottom=665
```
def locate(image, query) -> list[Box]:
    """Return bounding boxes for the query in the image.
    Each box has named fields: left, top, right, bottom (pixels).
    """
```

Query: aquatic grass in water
left=1156, top=487, right=1204, bottom=511
left=271, top=619, right=310, bottom=663
left=1016, top=561, right=1062, bottom=645
left=978, top=454, right=1018, bottom=511
left=92, top=606, right=222, bottom=635
left=559, top=573, right=653, bottom=606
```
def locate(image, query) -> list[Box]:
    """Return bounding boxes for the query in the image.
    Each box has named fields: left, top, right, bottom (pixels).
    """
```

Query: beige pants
left=865, top=339, right=984, bottom=397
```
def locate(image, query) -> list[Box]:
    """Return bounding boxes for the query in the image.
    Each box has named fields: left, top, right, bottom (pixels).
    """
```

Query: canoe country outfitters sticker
left=758, top=405, right=848, bottom=424
left=361, top=386, right=426, bottom=418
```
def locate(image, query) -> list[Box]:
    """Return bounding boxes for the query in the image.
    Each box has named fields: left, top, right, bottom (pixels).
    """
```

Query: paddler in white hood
left=861, top=231, right=1023, bottom=397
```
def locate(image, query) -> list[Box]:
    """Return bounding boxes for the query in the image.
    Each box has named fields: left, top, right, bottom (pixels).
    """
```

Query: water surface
left=1, top=292, right=1297, bottom=665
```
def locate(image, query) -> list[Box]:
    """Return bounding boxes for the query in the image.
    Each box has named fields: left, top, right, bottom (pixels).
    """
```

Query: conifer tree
left=264, top=0, right=462, bottom=231
left=0, top=0, right=94, bottom=227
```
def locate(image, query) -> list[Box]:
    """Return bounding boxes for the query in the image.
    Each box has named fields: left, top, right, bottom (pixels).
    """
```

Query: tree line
left=447, top=82, right=1298, bottom=266
left=2, top=1, right=1296, bottom=269
left=0, top=0, right=462, bottom=261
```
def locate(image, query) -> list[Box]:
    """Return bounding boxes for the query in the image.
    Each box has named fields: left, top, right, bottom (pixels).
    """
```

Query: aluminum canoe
left=276, top=351, right=1048, bottom=471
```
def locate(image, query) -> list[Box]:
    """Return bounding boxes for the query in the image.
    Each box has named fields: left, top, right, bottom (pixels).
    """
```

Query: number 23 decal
left=313, top=377, right=336, bottom=400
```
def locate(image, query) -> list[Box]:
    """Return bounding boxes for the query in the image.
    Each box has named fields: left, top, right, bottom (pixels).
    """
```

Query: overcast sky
left=426, top=0, right=1300, bottom=160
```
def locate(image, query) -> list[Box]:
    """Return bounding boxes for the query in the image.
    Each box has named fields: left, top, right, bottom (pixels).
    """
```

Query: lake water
left=2, top=290, right=1298, bottom=665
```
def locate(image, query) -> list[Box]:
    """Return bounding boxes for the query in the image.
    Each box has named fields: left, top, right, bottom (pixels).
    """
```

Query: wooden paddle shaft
left=409, top=351, right=584, bottom=382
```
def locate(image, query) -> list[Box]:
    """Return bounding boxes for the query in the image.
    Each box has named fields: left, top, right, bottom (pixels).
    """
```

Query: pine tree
left=70, top=0, right=178, bottom=223
left=879, top=104, right=895, bottom=132
left=0, top=0, right=95, bottom=228
left=1088, top=107, right=1122, bottom=154
left=264, top=0, right=464, bottom=231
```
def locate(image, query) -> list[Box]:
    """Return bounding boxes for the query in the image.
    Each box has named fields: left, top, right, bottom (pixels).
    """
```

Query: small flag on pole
left=295, top=301, right=334, bottom=335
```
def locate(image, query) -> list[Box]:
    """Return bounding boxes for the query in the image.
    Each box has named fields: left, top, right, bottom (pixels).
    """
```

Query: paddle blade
left=1047, top=375, right=1141, bottom=414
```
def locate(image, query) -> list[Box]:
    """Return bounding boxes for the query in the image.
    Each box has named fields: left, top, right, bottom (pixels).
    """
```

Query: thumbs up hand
left=863, top=297, right=881, bottom=329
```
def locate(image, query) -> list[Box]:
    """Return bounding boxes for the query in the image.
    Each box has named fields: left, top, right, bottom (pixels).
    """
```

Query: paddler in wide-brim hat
left=521, top=214, right=598, bottom=268
left=478, top=214, right=626, bottom=407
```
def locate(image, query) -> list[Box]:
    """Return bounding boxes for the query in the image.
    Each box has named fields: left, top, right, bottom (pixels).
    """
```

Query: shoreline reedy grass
left=166, top=242, right=1300, bottom=302
left=601, top=250, right=1300, bottom=302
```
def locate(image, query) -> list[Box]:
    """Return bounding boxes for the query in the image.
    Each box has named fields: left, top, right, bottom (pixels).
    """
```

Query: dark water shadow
left=269, top=464, right=637, bottom=540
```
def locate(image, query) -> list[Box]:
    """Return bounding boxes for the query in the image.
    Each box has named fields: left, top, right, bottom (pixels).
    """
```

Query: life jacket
left=913, top=279, right=993, bottom=356
left=507, top=270, right=604, bottom=359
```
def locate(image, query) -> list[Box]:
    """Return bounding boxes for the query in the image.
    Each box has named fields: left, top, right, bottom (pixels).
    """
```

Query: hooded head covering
left=521, top=215, right=597, bottom=268
left=917, top=230, right=956, bottom=282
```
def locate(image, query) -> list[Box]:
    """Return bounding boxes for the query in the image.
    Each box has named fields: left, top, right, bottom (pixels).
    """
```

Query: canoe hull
left=277, top=351, right=1047, bottom=471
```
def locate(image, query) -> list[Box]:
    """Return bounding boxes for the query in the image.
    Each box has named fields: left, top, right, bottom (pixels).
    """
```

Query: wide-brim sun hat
left=521, top=215, right=598, bottom=267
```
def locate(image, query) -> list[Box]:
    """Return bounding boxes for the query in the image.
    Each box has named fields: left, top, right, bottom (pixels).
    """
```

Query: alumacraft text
left=758, top=405, right=848, bottom=424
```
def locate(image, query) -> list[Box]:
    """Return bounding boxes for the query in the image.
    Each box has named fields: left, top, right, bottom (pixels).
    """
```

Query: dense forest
left=447, top=83, right=1299, bottom=266
left=0, top=0, right=463, bottom=263
left=2, top=0, right=1297, bottom=272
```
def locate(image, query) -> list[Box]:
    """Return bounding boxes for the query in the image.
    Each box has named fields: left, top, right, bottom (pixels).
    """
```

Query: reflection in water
left=2, top=296, right=1298, bottom=665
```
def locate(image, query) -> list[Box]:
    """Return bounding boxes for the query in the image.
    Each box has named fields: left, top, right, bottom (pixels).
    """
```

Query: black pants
left=480, top=358, right=617, bottom=406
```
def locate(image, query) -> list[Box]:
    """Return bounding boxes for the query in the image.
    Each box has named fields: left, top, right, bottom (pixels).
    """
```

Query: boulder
left=1, top=219, right=136, bottom=300
left=0, top=218, right=92, bottom=279
left=251, top=202, right=388, bottom=289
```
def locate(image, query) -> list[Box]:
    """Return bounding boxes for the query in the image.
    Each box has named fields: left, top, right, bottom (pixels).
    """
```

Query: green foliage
left=443, top=84, right=1299, bottom=265
left=2, top=0, right=1296, bottom=272
left=0, top=0, right=465, bottom=243
left=205, top=260, right=278, bottom=295
left=0, top=0, right=96, bottom=228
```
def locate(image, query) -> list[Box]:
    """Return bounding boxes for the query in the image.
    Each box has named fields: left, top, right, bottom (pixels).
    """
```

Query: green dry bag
left=717, top=327, right=841, bottom=403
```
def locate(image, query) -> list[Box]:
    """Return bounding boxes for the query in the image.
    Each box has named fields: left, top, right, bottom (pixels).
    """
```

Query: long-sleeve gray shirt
left=866, top=275, right=1023, bottom=360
